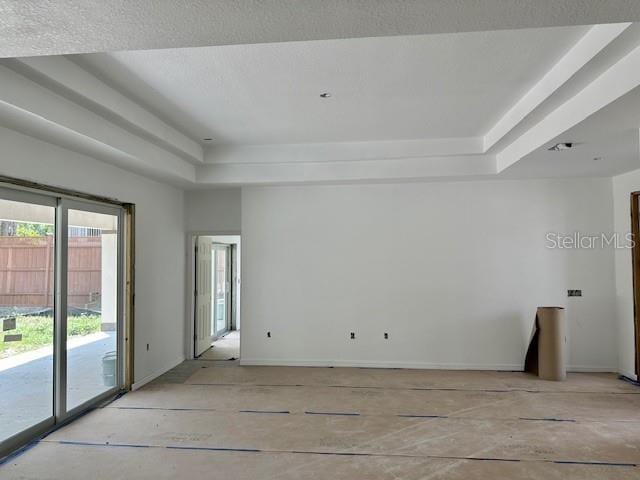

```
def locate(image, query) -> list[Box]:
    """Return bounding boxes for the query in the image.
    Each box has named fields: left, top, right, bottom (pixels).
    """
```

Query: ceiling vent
left=548, top=142, right=574, bottom=152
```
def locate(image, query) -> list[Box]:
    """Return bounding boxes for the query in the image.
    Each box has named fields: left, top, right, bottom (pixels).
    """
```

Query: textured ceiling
left=75, top=26, right=588, bottom=145
left=1, top=0, right=639, bottom=58
left=505, top=86, right=640, bottom=179
left=1, top=3, right=639, bottom=186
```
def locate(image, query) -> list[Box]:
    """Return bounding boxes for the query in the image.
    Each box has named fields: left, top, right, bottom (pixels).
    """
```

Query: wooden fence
left=0, top=236, right=102, bottom=308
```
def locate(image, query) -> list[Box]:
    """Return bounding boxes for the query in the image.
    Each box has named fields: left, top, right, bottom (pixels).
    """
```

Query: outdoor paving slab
left=0, top=333, right=115, bottom=442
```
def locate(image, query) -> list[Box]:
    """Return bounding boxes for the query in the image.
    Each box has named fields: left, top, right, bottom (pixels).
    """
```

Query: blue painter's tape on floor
left=304, top=411, right=360, bottom=416
left=519, top=417, right=576, bottom=423
left=57, top=440, right=150, bottom=448
left=57, top=440, right=105, bottom=446
left=166, top=446, right=262, bottom=453
left=0, top=441, right=39, bottom=466
left=397, top=414, right=448, bottom=419
left=553, top=460, right=637, bottom=467
left=45, top=441, right=640, bottom=468
left=239, top=410, right=290, bottom=414
left=108, top=443, right=151, bottom=448
left=466, top=457, right=521, bottom=463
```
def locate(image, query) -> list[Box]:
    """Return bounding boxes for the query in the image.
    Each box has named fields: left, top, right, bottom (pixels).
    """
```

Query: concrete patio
left=0, top=332, right=116, bottom=442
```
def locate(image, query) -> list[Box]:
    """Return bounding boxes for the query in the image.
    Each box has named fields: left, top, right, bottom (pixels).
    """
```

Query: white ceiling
left=504, top=86, right=640, bottom=179
left=2, top=0, right=638, bottom=58
left=76, top=27, right=589, bottom=146
left=1, top=14, right=639, bottom=187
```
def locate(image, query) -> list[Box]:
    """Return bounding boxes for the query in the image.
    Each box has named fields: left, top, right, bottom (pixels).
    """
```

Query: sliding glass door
left=0, top=190, right=56, bottom=447
left=0, top=186, right=125, bottom=456
left=65, top=204, right=121, bottom=412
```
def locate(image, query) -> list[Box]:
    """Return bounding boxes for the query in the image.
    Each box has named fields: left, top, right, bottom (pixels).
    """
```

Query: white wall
left=185, top=188, right=241, bottom=233
left=3, top=120, right=628, bottom=383
left=613, top=168, right=640, bottom=380
left=0, top=127, right=186, bottom=387
left=241, top=178, right=617, bottom=370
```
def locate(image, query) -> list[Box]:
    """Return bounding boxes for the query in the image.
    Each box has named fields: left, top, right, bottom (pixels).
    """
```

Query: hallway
left=199, top=331, right=240, bottom=361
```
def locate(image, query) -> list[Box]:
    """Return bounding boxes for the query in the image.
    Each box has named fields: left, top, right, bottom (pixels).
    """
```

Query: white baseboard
left=131, top=355, right=185, bottom=391
left=566, top=365, right=617, bottom=373
left=240, top=358, right=618, bottom=373
left=240, top=358, right=523, bottom=370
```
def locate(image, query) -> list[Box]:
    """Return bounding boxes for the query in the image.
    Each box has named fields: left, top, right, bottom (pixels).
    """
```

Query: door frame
left=0, top=186, right=57, bottom=458
left=630, top=192, right=640, bottom=377
left=212, top=243, right=232, bottom=339
left=186, top=232, right=241, bottom=360
left=56, top=198, right=125, bottom=421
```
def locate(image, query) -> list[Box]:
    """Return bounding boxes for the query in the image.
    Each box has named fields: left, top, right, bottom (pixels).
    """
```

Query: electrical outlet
left=350, top=332, right=355, bottom=340
left=384, top=333, right=389, bottom=339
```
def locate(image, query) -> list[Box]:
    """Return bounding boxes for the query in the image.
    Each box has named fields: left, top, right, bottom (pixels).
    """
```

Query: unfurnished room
left=3, top=1, right=640, bottom=479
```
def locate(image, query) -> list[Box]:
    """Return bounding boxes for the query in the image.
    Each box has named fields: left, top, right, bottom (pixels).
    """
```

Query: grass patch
left=1, top=314, right=102, bottom=359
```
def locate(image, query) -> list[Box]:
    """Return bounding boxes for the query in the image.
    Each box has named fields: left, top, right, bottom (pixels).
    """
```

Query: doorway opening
left=194, top=235, right=240, bottom=361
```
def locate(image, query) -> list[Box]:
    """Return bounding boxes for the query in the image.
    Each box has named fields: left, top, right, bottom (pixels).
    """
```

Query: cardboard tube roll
left=536, top=306, right=566, bottom=381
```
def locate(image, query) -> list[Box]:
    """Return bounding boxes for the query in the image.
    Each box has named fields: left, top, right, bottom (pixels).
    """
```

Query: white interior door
left=195, top=237, right=212, bottom=356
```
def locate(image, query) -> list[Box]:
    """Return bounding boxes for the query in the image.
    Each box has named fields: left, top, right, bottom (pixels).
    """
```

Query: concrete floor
left=2, top=362, right=640, bottom=479
left=199, top=330, right=240, bottom=361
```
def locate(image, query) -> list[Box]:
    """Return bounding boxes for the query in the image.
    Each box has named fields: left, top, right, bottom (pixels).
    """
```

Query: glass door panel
left=0, top=195, right=55, bottom=443
left=212, top=245, right=230, bottom=336
left=66, top=208, right=119, bottom=411
left=0, top=187, right=126, bottom=459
